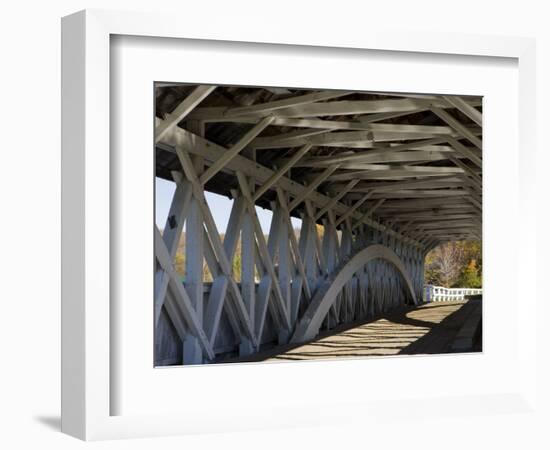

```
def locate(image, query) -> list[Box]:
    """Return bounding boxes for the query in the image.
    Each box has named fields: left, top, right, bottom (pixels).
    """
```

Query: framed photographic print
left=61, top=9, right=539, bottom=441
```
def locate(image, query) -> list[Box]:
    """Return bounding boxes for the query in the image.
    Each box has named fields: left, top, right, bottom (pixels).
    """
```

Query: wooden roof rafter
left=155, top=85, right=482, bottom=249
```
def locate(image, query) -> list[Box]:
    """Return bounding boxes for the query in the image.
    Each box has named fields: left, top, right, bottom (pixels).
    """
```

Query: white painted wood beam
left=412, top=227, right=480, bottom=236
left=251, top=128, right=331, bottom=149
left=328, top=134, right=461, bottom=148
left=183, top=171, right=205, bottom=363
left=275, top=200, right=292, bottom=325
left=368, top=189, right=470, bottom=199
left=378, top=202, right=475, bottom=211
left=466, top=192, right=483, bottom=211
left=154, top=227, right=215, bottom=360
left=223, top=195, right=246, bottom=258
left=253, top=143, right=313, bottom=201
left=242, top=98, right=466, bottom=118
left=335, top=192, right=374, bottom=227
left=175, top=147, right=258, bottom=347
left=447, top=155, right=482, bottom=179
left=327, top=165, right=465, bottom=181
left=300, top=139, right=450, bottom=167
left=398, top=220, right=415, bottom=235
left=380, top=205, right=477, bottom=214
left=160, top=290, right=188, bottom=341
left=288, top=165, right=340, bottom=212
left=188, top=97, right=481, bottom=120
left=275, top=188, right=312, bottom=300
left=368, top=181, right=467, bottom=191
left=367, top=122, right=455, bottom=135
left=154, top=174, right=192, bottom=327
left=271, top=132, right=465, bottom=150
left=190, top=114, right=373, bottom=130
left=203, top=197, right=246, bottom=347
left=446, top=137, right=482, bottom=168
left=236, top=171, right=292, bottom=332
left=161, top=172, right=192, bottom=259
left=299, top=213, right=320, bottom=292
left=306, top=130, right=373, bottom=145
left=253, top=212, right=281, bottom=339
left=228, top=90, right=353, bottom=116
left=351, top=199, right=385, bottom=230
left=329, top=176, right=465, bottom=192
left=385, top=137, right=450, bottom=151
left=431, top=107, right=482, bottom=149
left=158, top=123, right=423, bottom=247
left=314, top=179, right=360, bottom=220
left=200, top=115, right=275, bottom=184
left=387, top=213, right=478, bottom=222
left=253, top=132, right=450, bottom=151
left=239, top=182, right=256, bottom=355
left=305, top=200, right=330, bottom=272
left=155, top=85, right=216, bottom=144
left=443, top=95, right=482, bottom=126
left=300, top=150, right=456, bottom=168
left=357, top=108, right=425, bottom=124
left=274, top=198, right=301, bottom=326
left=415, top=220, right=479, bottom=229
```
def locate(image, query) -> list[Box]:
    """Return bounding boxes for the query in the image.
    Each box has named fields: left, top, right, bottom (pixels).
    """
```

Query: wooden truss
left=154, top=85, right=482, bottom=364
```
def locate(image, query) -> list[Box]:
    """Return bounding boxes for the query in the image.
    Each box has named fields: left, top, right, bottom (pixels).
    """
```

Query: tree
left=455, top=259, right=481, bottom=288
left=424, top=240, right=482, bottom=288
left=174, top=251, right=185, bottom=278
left=425, top=242, right=464, bottom=287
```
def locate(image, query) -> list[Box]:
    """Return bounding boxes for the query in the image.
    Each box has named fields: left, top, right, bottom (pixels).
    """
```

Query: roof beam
left=443, top=96, right=482, bottom=126
left=194, top=115, right=374, bottom=130
left=327, top=165, right=465, bottom=181
left=199, top=115, right=275, bottom=184
left=373, top=197, right=474, bottom=209
left=431, top=107, right=482, bottom=150
left=448, top=157, right=482, bottom=186
left=385, top=214, right=478, bottom=222
left=335, top=192, right=374, bottom=227
left=252, top=128, right=332, bottom=149
left=446, top=137, right=482, bottom=168
left=300, top=150, right=456, bottom=168
left=288, top=165, right=340, bottom=212
left=228, top=90, right=353, bottom=116
left=314, top=179, right=360, bottom=221
left=337, top=179, right=468, bottom=192
left=157, top=120, right=422, bottom=247
left=155, top=85, right=216, bottom=144
left=368, top=189, right=470, bottom=199
left=188, top=97, right=480, bottom=120
left=351, top=199, right=386, bottom=230
left=253, top=143, right=314, bottom=201
left=232, top=97, right=478, bottom=119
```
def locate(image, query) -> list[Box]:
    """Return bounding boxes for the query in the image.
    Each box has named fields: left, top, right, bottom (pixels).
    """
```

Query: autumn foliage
left=424, top=240, right=482, bottom=288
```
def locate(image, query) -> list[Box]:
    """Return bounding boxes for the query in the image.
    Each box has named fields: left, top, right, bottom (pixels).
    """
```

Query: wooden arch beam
left=290, top=244, right=418, bottom=344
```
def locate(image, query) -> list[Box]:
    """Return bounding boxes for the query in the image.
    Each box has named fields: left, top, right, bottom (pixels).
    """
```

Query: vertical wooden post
left=183, top=121, right=205, bottom=364
left=277, top=193, right=292, bottom=323
left=240, top=178, right=256, bottom=356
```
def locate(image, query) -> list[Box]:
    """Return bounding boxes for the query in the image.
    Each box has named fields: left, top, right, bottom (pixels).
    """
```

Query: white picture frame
left=61, top=9, right=539, bottom=441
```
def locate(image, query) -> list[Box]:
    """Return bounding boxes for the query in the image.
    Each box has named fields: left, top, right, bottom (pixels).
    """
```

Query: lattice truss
left=154, top=85, right=482, bottom=364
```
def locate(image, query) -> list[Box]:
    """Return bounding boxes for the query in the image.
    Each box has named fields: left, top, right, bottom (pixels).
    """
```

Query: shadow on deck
left=214, top=299, right=482, bottom=364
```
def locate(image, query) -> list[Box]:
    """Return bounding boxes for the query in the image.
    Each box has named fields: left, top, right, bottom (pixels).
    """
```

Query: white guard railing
left=423, top=285, right=482, bottom=302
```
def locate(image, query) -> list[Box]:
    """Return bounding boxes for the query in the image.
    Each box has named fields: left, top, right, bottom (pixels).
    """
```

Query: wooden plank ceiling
left=155, top=84, right=482, bottom=245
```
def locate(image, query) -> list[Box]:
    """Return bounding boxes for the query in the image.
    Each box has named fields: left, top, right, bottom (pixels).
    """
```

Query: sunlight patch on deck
left=269, top=301, right=466, bottom=361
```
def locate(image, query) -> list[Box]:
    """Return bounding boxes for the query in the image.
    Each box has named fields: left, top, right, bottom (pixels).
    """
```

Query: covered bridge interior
left=154, top=84, right=482, bottom=365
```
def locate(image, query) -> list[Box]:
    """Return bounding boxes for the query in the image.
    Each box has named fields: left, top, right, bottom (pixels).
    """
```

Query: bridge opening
left=154, top=83, right=482, bottom=366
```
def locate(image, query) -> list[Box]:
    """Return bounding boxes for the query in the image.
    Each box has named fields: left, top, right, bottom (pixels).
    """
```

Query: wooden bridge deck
left=268, top=300, right=481, bottom=362
left=217, top=299, right=481, bottom=364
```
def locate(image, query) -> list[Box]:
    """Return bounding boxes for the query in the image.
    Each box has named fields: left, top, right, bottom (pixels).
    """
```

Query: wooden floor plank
left=214, top=300, right=482, bottom=364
